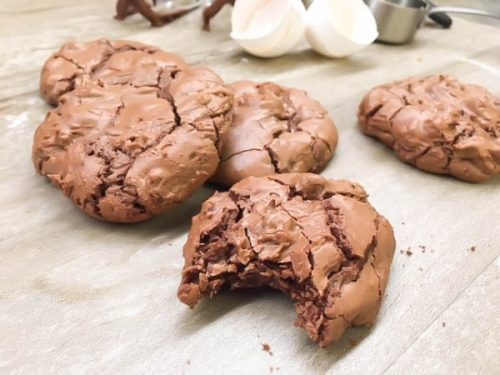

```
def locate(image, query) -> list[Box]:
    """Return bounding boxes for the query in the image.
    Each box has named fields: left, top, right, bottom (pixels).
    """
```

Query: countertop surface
left=0, top=1, right=499, bottom=374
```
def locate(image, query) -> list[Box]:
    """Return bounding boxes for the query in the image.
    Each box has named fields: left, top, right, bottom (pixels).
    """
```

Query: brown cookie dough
left=358, top=75, right=500, bottom=182
left=40, top=38, right=187, bottom=105
left=178, top=173, right=395, bottom=347
left=210, top=82, right=339, bottom=187
left=33, top=66, right=233, bottom=223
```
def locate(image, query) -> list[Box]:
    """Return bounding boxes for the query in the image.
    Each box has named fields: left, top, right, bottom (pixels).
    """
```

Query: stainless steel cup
left=364, top=0, right=500, bottom=44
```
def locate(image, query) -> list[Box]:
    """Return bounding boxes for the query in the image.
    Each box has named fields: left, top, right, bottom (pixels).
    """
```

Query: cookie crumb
left=348, top=338, right=359, bottom=348
left=442, top=322, right=446, bottom=328
left=262, top=343, right=273, bottom=356
left=406, top=249, right=413, bottom=256
left=469, top=246, right=476, bottom=252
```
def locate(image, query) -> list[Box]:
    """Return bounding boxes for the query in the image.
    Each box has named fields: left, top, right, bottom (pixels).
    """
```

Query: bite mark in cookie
left=358, top=75, right=500, bottom=182
left=178, top=173, right=395, bottom=347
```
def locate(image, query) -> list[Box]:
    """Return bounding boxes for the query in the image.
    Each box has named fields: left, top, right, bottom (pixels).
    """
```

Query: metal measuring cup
left=364, top=0, right=500, bottom=44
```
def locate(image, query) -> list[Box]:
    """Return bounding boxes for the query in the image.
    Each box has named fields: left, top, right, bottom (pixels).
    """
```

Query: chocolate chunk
left=211, top=82, right=338, bottom=187
left=40, top=39, right=187, bottom=105
left=115, top=0, right=195, bottom=27
left=358, top=75, right=500, bottom=182
left=202, top=0, right=235, bottom=31
left=33, top=60, right=233, bottom=223
left=178, top=173, right=395, bottom=347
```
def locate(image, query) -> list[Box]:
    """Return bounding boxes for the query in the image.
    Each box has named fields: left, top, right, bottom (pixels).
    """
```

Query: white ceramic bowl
left=305, top=0, right=378, bottom=58
left=230, top=0, right=307, bottom=58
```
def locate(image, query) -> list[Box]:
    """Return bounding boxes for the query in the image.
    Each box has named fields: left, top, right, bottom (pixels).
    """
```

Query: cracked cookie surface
left=178, top=173, right=395, bottom=347
left=210, top=82, right=338, bottom=187
left=33, top=66, right=233, bottom=223
left=40, top=38, right=187, bottom=105
left=358, top=75, right=500, bottom=182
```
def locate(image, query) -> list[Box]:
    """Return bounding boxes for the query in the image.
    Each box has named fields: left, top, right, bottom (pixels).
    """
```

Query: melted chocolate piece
left=202, top=0, right=234, bottom=31
left=358, top=75, right=500, bottom=182
left=178, top=173, right=395, bottom=347
left=115, top=0, right=194, bottom=27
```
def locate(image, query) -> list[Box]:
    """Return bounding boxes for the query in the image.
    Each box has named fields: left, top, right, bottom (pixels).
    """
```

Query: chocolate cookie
left=33, top=67, right=233, bottom=223
left=359, top=75, right=500, bottom=182
left=210, top=81, right=338, bottom=187
left=40, top=38, right=187, bottom=105
left=178, top=173, right=395, bottom=347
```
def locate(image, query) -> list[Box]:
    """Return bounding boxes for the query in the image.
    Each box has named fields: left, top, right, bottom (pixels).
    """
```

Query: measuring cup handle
left=429, top=6, right=500, bottom=20
left=428, top=12, right=452, bottom=28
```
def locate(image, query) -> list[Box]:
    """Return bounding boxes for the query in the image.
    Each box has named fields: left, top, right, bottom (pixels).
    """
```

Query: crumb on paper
left=406, top=249, right=413, bottom=256
left=469, top=246, right=476, bottom=252
left=187, top=360, right=191, bottom=365
left=348, top=338, right=359, bottom=348
left=262, top=343, right=273, bottom=356
left=401, top=221, right=406, bottom=225
left=418, top=267, right=423, bottom=272
left=418, top=245, right=426, bottom=253
left=442, top=322, right=446, bottom=327
left=400, top=250, right=404, bottom=254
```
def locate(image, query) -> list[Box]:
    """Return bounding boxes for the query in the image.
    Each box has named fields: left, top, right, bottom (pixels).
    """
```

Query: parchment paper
left=0, top=2, right=499, bottom=374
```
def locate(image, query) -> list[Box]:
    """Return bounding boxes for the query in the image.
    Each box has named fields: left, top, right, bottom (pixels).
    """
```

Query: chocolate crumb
left=469, top=246, right=476, bottom=252
left=262, top=343, right=273, bottom=356
left=442, top=322, right=446, bottom=327
left=418, top=245, right=426, bottom=253
left=400, top=250, right=404, bottom=254
left=406, top=249, right=413, bottom=256
left=348, top=338, right=359, bottom=348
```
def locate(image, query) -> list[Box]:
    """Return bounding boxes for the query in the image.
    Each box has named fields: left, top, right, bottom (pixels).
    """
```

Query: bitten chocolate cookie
left=210, top=81, right=338, bottom=187
left=33, top=67, right=233, bottom=223
left=359, top=75, right=500, bottom=182
left=178, top=173, right=395, bottom=347
left=40, top=38, right=187, bottom=105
